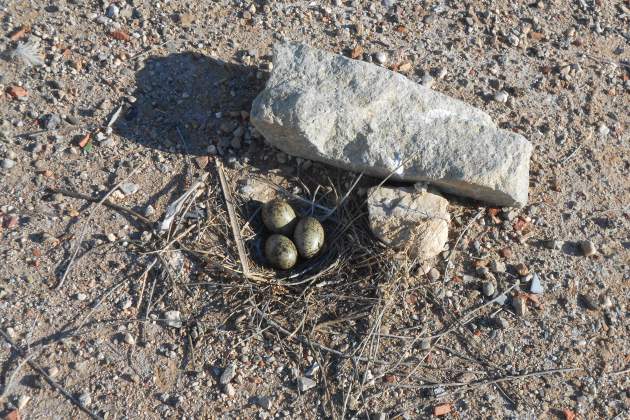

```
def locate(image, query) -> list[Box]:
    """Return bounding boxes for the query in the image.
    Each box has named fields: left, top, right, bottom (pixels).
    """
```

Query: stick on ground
left=216, top=158, right=251, bottom=279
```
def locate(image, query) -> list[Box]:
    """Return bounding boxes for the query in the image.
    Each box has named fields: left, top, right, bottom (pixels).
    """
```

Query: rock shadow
left=115, top=52, right=262, bottom=156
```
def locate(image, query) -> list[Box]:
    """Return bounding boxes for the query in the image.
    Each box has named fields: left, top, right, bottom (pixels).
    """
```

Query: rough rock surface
left=367, top=186, right=449, bottom=260
left=251, top=42, right=532, bottom=207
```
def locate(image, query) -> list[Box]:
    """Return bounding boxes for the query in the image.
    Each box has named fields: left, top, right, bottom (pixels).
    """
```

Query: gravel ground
left=0, top=0, right=628, bottom=419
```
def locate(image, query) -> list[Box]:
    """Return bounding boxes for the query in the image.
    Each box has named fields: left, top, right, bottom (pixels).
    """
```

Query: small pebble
left=495, top=316, right=509, bottom=329
left=529, top=272, right=544, bottom=294
left=17, top=395, right=30, bottom=410
left=297, top=376, right=317, bottom=392
left=1, top=159, right=16, bottom=170
left=515, top=263, right=529, bottom=276
left=75, top=293, right=87, bottom=301
left=374, top=51, right=388, bottom=65
left=257, top=396, right=272, bottom=410
left=78, top=392, right=92, bottom=407
left=123, top=332, right=136, bottom=345
left=482, top=281, right=495, bottom=297
left=106, top=4, right=119, bottom=18
left=579, top=240, right=597, bottom=257
left=512, top=295, right=527, bottom=316
left=495, top=293, right=508, bottom=305
left=597, top=124, right=609, bottom=136
left=119, top=182, right=139, bottom=195
left=164, top=310, right=182, bottom=328
left=220, top=362, right=237, bottom=385
left=47, top=366, right=60, bottom=378
left=490, top=260, right=506, bottom=273
left=420, top=338, right=431, bottom=350
left=223, top=383, right=235, bottom=397
left=144, top=205, right=156, bottom=217
left=494, top=91, right=509, bottom=103
left=427, top=267, right=440, bottom=281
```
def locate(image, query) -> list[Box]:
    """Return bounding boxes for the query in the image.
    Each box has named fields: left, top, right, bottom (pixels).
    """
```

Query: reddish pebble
left=433, top=403, right=452, bottom=416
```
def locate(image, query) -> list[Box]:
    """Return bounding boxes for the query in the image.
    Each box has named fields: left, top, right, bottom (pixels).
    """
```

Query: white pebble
left=494, top=91, right=509, bottom=103
left=579, top=240, right=597, bottom=257
left=1, top=159, right=16, bottom=170
left=17, top=395, right=30, bottom=410
left=482, top=281, right=495, bottom=297
left=374, top=52, right=388, bottom=65
left=123, top=332, right=136, bottom=345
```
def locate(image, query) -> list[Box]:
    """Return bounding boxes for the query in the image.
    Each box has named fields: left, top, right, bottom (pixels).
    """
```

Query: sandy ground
left=0, top=0, right=628, bottom=419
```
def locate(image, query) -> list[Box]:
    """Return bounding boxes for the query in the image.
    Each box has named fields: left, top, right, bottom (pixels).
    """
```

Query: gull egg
left=265, top=234, right=298, bottom=270
left=262, top=199, right=297, bottom=235
left=293, top=217, right=325, bottom=259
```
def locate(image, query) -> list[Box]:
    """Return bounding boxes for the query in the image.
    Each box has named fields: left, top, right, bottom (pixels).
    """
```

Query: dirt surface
left=1, top=0, right=629, bottom=419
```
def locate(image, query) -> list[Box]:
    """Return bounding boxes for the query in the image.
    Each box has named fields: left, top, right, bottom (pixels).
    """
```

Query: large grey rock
left=251, top=43, right=532, bottom=207
left=367, top=186, right=449, bottom=261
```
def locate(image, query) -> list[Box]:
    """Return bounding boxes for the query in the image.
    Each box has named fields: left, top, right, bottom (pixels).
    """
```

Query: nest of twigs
left=186, top=163, right=404, bottom=327
left=165, top=160, right=461, bottom=416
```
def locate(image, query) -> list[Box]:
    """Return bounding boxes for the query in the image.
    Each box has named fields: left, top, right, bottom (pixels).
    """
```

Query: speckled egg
left=261, top=200, right=297, bottom=235
left=265, top=234, right=298, bottom=270
left=293, top=217, right=325, bottom=259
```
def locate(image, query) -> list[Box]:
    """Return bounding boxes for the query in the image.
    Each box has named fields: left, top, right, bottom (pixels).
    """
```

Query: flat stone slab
left=367, top=186, right=449, bottom=261
left=251, top=42, right=533, bottom=207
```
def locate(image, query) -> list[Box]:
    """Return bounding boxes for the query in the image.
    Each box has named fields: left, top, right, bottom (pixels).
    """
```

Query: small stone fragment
left=367, top=186, right=449, bottom=260
left=579, top=240, right=597, bottom=257
left=433, top=403, right=452, bottom=416
left=106, top=4, right=119, bottom=18
left=78, top=392, right=92, bottom=407
left=374, top=51, right=388, bottom=65
left=47, top=366, right=60, bottom=378
left=490, top=260, right=506, bottom=273
left=494, top=90, right=509, bottom=103
left=220, top=362, right=237, bottom=385
left=482, top=281, right=495, bottom=297
left=119, top=182, right=139, bottom=196
left=495, top=293, right=508, bottom=305
left=420, top=338, right=431, bottom=350
left=1, top=159, right=16, bottom=170
left=223, top=383, right=235, bottom=397
left=17, top=395, right=30, bottom=410
left=529, top=272, right=543, bottom=294
left=515, top=263, right=529, bottom=276
left=6, top=85, right=28, bottom=99
left=164, top=310, right=182, bottom=328
left=144, top=205, right=155, bottom=217
left=123, top=332, right=136, bottom=345
left=257, top=396, right=272, bottom=410
left=297, top=376, right=317, bottom=392
left=427, top=267, right=440, bottom=281
left=512, top=294, right=527, bottom=316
